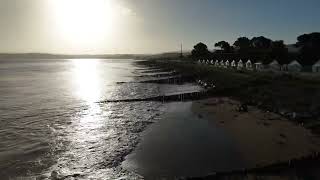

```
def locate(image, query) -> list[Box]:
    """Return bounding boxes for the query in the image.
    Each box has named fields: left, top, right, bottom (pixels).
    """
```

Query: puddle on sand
left=122, top=102, right=247, bottom=178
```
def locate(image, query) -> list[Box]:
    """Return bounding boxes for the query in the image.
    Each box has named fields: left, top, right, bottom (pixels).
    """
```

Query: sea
left=0, top=58, right=243, bottom=179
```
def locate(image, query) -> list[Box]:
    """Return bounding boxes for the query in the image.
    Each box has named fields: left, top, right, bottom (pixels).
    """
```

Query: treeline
left=191, top=32, right=320, bottom=66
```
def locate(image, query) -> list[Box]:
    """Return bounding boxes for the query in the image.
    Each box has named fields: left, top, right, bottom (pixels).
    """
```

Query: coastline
left=136, top=60, right=320, bottom=134
left=135, top=59, right=320, bottom=179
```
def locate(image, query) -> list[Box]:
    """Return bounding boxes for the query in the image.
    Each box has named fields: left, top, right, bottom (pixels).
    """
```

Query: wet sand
left=122, top=102, right=247, bottom=178
left=192, top=97, right=320, bottom=168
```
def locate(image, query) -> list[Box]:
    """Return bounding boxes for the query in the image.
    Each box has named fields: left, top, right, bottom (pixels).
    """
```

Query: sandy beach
left=192, top=97, right=320, bottom=168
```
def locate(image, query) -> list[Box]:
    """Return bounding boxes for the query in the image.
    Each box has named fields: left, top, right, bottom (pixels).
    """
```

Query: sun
left=49, top=0, right=115, bottom=46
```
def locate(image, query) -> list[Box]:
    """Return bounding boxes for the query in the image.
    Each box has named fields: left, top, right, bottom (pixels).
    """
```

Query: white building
left=220, top=60, right=225, bottom=67
left=246, top=60, right=253, bottom=70
left=312, top=60, right=320, bottom=73
left=237, top=60, right=244, bottom=70
left=288, top=60, right=302, bottom=72
left=225, top=60, right=230, bottom=67
left=254, top=62, right=263, bottom=71
left=269, top=60, right=280, bottom=71
left=231, top=60, right=236, bottom=68
left=215, top=60, right=219, bottom=67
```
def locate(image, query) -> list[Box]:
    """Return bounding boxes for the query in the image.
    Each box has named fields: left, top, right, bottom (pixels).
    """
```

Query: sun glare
left=49, top=0, right=115, bottom=46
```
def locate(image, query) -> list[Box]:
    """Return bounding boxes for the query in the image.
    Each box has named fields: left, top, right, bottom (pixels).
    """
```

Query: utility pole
left=180, top=43, right=183, bottom=58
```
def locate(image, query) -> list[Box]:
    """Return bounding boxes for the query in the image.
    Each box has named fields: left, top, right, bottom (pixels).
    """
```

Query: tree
left=271, top=40, right=289, bottom=64
left=272, top=40, right=286, bottom=49
left=251, top=36, right=272, bottom=49
left=296, top=32, right=320, bottom=48
left=296, top=32, right=320, bottom=65
left=233, top=37, right=251, bottom=51
left=191, top=42, right=211, bottom=59
left=214, top=41, right=231, bottom=52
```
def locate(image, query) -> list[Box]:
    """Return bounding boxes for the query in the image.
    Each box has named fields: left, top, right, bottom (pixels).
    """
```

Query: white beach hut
left=215, top=60, right=219, bottom=67
left=220, top=60, right=225, bottom=67
left=269, top=60, right=280, bottom=71
left=237, top=60, right=244, bottom=70
left=312, top=60, right=320, bottom=73
left=288, top=60, right=302, bottom=72
left=231, top=60, right=236, bottom=68
left=245, top=60, right=253, bottom=70
left=254, top=61, right=263, bottom=71
left=225, top=60, right=230, bottom=68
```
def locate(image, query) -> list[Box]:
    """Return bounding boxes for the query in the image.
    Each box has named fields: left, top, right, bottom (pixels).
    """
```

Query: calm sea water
left=0, top=58, right=203, bottom=179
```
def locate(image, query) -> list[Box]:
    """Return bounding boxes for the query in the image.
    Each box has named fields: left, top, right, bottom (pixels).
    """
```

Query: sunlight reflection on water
left=71, top=59, right=105, bottom=145
left=47, top=59, right=146, bottom=179
left=72, top=59, right=102, bottom=103
left=68, top=59, right=107, bottom=172
left=47, top=59, right=203, bottom=179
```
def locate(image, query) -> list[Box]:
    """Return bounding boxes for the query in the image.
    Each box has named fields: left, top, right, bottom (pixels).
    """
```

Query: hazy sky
left=0, top=0, right=319, bottom=54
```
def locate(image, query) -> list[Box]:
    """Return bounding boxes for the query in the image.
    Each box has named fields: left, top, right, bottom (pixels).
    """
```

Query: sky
left=0, top=0, right=319, bottom=54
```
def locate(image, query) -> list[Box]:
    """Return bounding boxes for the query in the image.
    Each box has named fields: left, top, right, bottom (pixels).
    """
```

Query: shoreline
left=136, top=60, right=320, bottom=134
left=135, top=59, right=320, bottom=179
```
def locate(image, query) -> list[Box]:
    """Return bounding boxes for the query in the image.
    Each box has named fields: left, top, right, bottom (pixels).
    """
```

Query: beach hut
left=237, top=60, right=244, bottom=70
left=225, top=60, right=230, bottom=68
left=220, top=60, right=225, bottom=67
left=269, top=60, right=280, bottom=71
left=288, top=60, right=302, bottom=72
left=215, top=60, right=219, bottom=67
left=245, top=60, right=253, bottom=70
left=312, top=60, right=320, bottom=73
left=254, top=61, right=263, bottom=71
left=231, top=60, right=236, bottom=68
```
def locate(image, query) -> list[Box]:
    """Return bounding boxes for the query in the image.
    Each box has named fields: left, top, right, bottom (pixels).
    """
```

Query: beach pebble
left=50, top=171, right=60, bottom=180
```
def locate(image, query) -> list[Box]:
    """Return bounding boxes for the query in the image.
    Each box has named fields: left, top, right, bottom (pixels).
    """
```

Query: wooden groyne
left=135, top=72, right=178, bottom=78
left=98, top=91, right=208, bottom=104
left=117, top=75, right=196, bottom=85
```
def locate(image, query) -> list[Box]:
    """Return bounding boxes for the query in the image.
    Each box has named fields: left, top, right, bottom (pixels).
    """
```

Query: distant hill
left=144, top=51, right=191, bottom=60
left=0, top=53, right=148, bottom=60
